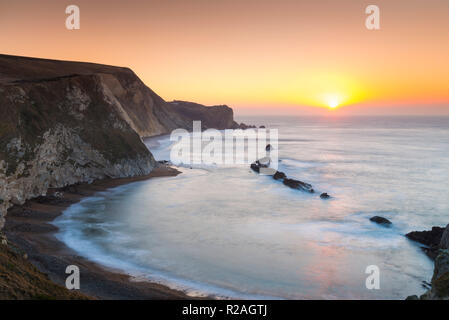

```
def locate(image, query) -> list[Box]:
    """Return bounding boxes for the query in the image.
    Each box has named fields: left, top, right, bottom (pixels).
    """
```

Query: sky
left=0, top=0, right=448, bottom=115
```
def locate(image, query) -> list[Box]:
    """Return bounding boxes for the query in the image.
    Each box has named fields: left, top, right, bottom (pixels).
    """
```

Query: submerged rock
left=320, top=193, right=331, bottom=199
left=369, top=216, right=392, bottom=226
left=283, top=178, right=314, bottom=193
left=407, top=224, right=449, bottom=300
left=250, top=157, right=271, bottom=173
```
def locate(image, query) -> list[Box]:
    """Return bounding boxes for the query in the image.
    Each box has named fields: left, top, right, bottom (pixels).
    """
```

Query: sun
left=327, top=99, right=339, bottom=109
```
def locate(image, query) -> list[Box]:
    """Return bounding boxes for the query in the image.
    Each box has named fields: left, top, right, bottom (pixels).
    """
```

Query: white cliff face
left=0, top=70, right=158, bottom=231
left=0, top=124, right=154, bottom=229
left=0, top=54, right=241, bottom=232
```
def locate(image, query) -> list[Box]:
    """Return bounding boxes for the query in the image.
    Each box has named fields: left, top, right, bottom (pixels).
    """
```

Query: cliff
left=169, top=100, right=240, bottom=130
left=406, top=224, right=449, bottom=300
left=0, top=54, right=242, bottom=230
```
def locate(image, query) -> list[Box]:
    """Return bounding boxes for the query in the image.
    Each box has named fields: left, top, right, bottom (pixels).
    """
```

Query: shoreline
left=4, top=165, right=197, bottom=300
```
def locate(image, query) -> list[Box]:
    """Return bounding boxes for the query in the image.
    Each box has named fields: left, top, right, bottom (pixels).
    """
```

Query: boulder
left=273, top=171, right=286, bottom=180
left=266, top=144, right=272, bottom=151
left=320, top=193, right=331, bottom=199
left=283, top=178, right=314, bottom=193
left=369, top=216, right=392, bottom=226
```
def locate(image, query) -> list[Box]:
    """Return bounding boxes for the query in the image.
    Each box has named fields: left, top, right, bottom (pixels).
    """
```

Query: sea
left=53, top=115, right=449, bottom=299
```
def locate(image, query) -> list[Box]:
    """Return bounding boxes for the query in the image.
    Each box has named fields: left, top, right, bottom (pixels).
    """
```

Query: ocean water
left=53, top=116, right=449, bottom=299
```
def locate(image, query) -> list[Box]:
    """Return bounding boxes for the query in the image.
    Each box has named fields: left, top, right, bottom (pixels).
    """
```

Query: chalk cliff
left=0, top=54, right=241, bottom=230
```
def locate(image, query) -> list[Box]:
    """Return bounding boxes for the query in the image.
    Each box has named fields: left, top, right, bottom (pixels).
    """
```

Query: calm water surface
left=54, top=116, right=449, bottom=299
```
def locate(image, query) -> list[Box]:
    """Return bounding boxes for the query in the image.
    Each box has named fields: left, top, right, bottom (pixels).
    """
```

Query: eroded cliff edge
left=0, top=54, right=241, bottom=230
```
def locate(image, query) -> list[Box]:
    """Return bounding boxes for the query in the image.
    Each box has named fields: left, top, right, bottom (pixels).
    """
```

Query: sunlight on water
left=54, top=116, right=449, bottom=299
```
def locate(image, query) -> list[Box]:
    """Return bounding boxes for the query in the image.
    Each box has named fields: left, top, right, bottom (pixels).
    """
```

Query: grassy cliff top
left=0, top=54, right=134, bottom=84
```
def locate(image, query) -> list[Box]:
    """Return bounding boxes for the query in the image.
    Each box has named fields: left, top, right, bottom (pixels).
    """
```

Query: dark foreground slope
left=0, top=242, right=89, bottom=299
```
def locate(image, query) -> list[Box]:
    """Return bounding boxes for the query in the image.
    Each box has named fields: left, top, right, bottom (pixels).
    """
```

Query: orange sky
left=0, top=0, right=448, bottom=115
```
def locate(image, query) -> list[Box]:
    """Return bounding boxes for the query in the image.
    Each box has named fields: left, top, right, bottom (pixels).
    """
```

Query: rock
left=250, top=157, right=272, bottom=174
left=369, top=216, right=392, bottom=226
left=238, top=123, right=257, bottom=130
left=406, top=227, right=445, bottom=247
left=406, top=225, right=449, bottom=260
left=273, top=171, right=286, bottom=180
left=439, top=224, right=449, bottom=249
left=408, top=225, right=449, bottom=300
left=266, top=144, right=273, bottom=151
left=430, top=249, right=449, bottom=298
left=250, top=163, right=260, bottom=173
left=320, top=193, right=331, bottom=199
left=260, top=125, right=266, bottom=129
left=405, top=295, right=419, bottom=300
left=283, top=178, right=314, bottom=193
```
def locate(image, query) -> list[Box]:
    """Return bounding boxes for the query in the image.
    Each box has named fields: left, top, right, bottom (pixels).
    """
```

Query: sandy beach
left=3, top=165, right=193, bottom=300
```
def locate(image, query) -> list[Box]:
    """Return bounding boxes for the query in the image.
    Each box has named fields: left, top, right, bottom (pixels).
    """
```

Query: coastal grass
left=0, top=243, right=90, bottom=300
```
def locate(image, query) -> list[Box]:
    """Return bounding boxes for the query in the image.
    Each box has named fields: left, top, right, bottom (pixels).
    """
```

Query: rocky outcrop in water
left=273, top=171, right=286, bottom=180
left=369, top=216, right=392, bottom=226
left=406, top=224, right=449, bottom=300
left=283, top=178, right=314, bottom=193
left=251, top=159, right=315, bottom=193
left=406, top=226, right=446, bottom=259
